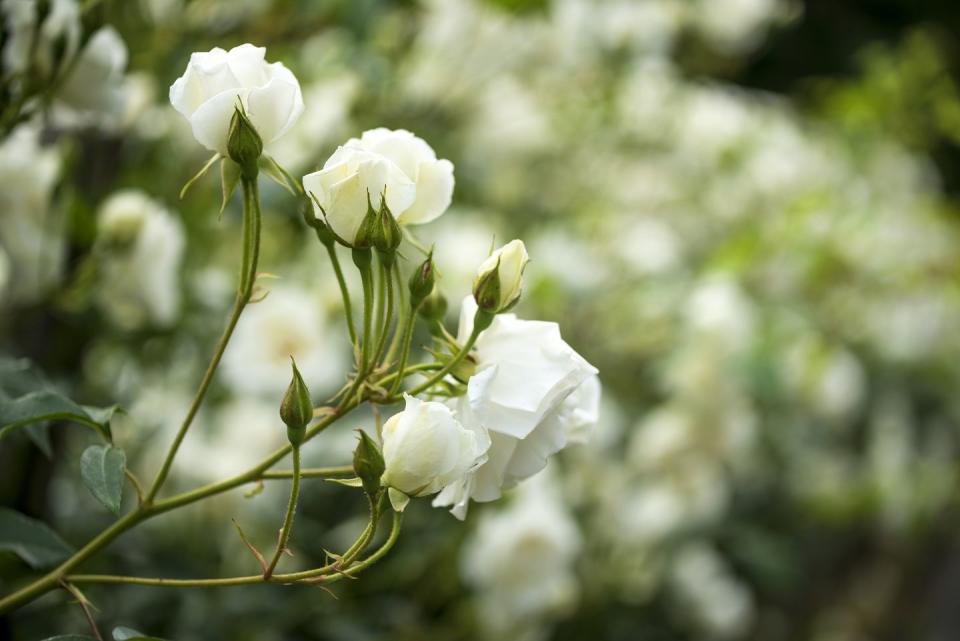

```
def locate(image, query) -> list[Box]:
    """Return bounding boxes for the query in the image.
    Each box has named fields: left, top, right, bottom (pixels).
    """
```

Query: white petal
left=188, top=88, right=248, bottom=154
left=247, top=63, right=303, bottom=145
left=397, top=159, right=454, bottom=225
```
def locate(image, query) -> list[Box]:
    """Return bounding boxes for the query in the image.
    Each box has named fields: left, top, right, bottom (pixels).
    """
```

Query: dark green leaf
left=24, top=423, right=53, bottom=457
left=0, top=391, right=114, bottom=442
left=0, top=507, right=74, bottom=568
left=41, top=636, right=99, bottom=641
left=80, top=445, right=126, bottom=514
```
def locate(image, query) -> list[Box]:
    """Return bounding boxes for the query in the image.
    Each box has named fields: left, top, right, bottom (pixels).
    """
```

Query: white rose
left=433, top=297, right=598, bottom=518
left=352, top=128, right=454, bottom=225
left=302, top=146, right=416, bottom=244
left=302, top=127, right=454, bottom=244
left=169, top=43, right=304, bottom=155
left=461, top=473, right=581, bottom=636
left=95, top=190, right=185, bottom=329
left=55, top=26, right=128, bottom=126
left=381, top=394, right=489, bottom=503
left=0, top=123, right=63, bottom=304
left=473, top=239, right=529, bottom=312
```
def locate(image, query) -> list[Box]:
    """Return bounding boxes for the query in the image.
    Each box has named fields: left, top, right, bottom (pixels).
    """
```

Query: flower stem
left=388, top=302, right=420, bottom=396
left=326, top=244, right=357, bottom=346
left=263, top=446, right=301, bottom=580
left=373, top=261, right=395, bottom=366
left=145, top=175, right=261, bottom=505
left=62, top=511, right=403, bottom=589
left=406, top=308, right=491, bottom=397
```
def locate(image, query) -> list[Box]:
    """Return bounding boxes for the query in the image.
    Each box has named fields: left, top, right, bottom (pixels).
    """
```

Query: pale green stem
left=373, top=261, right=395, bottom=367
left=326, top=244, right=357, bottom=346
left=263, top=446, right=302, bottom=579
left=145, top=176, right=261, bottom=504
left=406, top=326, right=482, bottom=397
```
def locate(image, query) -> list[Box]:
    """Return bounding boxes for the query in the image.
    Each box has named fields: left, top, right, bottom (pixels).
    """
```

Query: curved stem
left=64, top=511, right=404, bottom=588
left=388, top=302, right=420, bottom=396
left=263, top=446, right=302, bottom=579
left=0, top=402, right=359, bottom=614
left=406, top=327, right=481, bottom=397
left=145, top=176, right=261, bottom=504
left=326, top=244, right=357, bottom=346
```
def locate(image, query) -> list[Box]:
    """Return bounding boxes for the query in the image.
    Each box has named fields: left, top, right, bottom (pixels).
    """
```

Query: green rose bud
left=279, top=358, right=312, bottom=446
left=418, top=289, right=448, bottom=336
left=372, top=199, right=402, bottom=266
left=472, top=240, right=529, bottom=313
left=408, top=251, right=436, bottom=308
left=227, top=106, right=263, bottom=180
left=353, top=429, right=385, bottom=498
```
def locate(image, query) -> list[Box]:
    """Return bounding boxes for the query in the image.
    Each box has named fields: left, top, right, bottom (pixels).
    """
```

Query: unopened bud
left=373, top=198, right=402, bottom=265
left=418, top=289, right=448, bottom=335
left=472, top=240, right=529, bottom=313
left=227, top=106, right=263, bottom=180
left=279, top=358, right=312, bottom=446
left=408, top=252, right=436, bottom=308
left=353, top=430, right=385, bottom=498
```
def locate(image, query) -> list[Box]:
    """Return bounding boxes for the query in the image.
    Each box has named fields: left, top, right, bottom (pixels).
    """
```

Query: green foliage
left=80, top=444, right=127, bottom=515
left=0, top=508, right=74, bottom=569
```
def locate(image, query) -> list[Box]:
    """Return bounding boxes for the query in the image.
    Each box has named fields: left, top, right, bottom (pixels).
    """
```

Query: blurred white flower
left=0, top=123, right=63, bottom=304
left=690, top=0, right=792, bottom=54
left=169, top=43, right=304, bottom=155
left=2, top=0, right=81, bottom=77
left=670, top=544, right=755, bottom=639
left=220, top=285, right=346, bottom=398
left=462, top=472, right=581, bottom=639
left=473, top=239, right=528, bottom=312
left=95, top=190, right=185, bottom=329
left=433, top=297, right=598, bottom=518
left=381, top=394, right=489, bottom=503
left=55, top=26, right=128, bottom=127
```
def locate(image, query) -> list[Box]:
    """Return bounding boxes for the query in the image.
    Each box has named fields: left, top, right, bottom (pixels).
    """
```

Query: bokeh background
left=4, top=0, right=960, bottom=640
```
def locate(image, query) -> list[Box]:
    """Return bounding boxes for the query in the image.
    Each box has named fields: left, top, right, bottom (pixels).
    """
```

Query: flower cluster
left=166, top=43, right=600, bottom=521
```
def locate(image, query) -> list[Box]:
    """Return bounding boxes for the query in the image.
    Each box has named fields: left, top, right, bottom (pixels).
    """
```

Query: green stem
left=357, top=256, right=374, bottom=375
left=388, top=303, right=420, bottom=396
left=260, top=466, right=352, bottom=480
left=326, top=243, right=357, bottom=346
left=145, top=176, right=261, bottom=505
left=384, top=262, right=408, bottom=365
left=0, top=402, right=359, bottom=614
left=373, top=261, right=394, bottom=367
left=263, top=447, right=301, bottom=579
left=406, top=325, right=483, bottom=397
left=63, top=511, right=403, bottom=589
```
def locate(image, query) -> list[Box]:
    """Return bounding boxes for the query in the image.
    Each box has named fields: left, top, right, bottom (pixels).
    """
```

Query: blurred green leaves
left=0, top=507, right=74, bottom=569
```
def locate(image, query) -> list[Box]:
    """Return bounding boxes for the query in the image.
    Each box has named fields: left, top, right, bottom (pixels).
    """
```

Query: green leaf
left=0, top=507, right=74, bottom=568
left=220, top=157, right=241, bottom=216
left=113, top=626, right=167, bottom=641
left=179, top=152, right=221, bottom=200
left=325, top=476, right=364, bottom=488
left=260, top=154, right=299, bottom=195
left=24, top=423, right=53, bottom=457
left=80, top=445, right=126, bottom=514
left=0, top=391, right=114, bottom=442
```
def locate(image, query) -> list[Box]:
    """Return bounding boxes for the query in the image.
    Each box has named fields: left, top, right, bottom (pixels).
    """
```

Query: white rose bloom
left=302, top=146, right=416, bottom=243
left=462, top=473, right=581, bottom=638
left=303, top=127, right=453, bottom=244
left=0, top=124, right=63, bottom=304
left=433, top=297, right=598, bottom=518
left=55, top=26, right=128, bottom=126
left=381, top=394, right=489, bottom=503
left=169, top=43, right=304, bottom=155
left=95, top=190, right=185, bottom=329
left=473, top=239, right=529, bottom=312
left=220, top=286, right=347, bottom=398
left=352, top=128, right=455, bottom=225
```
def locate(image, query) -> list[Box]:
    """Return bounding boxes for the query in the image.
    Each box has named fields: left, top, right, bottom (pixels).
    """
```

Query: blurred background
left=3, top=0, right=960, bottom=639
